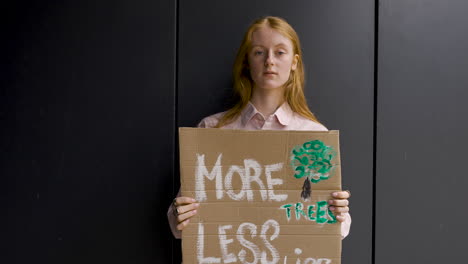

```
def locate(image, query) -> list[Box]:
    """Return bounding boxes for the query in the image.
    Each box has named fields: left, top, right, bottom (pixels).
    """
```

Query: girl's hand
left=328, top=190, right=350, bottom=222
left=173, top=197, right=199, bottom=231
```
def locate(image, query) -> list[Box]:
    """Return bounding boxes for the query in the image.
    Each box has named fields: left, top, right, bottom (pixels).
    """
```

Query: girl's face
left=248, top=26, right=298, bottom=91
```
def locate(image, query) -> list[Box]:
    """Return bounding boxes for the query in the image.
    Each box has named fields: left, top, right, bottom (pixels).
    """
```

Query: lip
left=263, top=71, right=277, bottom=75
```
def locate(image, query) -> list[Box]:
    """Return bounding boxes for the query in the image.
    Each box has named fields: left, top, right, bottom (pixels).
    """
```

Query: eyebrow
left=251, top=43, right=289, bottom=49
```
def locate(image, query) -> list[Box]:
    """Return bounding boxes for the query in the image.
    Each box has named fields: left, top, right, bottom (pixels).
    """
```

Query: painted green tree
left=290, top=140, right=337, bottom=200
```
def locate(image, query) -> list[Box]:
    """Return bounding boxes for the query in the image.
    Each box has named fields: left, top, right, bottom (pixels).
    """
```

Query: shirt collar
left=274, top=102, right=293, bottom=126
left=241, top=101, right=293, bottom=126
left=240, top=102, right=257, bottom=126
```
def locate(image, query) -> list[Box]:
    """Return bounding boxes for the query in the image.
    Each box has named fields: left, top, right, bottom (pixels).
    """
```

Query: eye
left=277, top=50, right=286, bottom=55
left=254, top=50, right=264, bottom=55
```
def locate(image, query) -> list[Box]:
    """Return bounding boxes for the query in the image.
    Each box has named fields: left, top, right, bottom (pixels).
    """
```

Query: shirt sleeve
left=197, top=119, right=207, bottom=128
left=167, top=189, right=182, bottom=239
left=197, top=112, right=224, bottom=128
left=341, top=212, right=352, bottom=239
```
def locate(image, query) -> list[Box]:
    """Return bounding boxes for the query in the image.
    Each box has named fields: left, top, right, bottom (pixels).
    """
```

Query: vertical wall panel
left=177, top=1, right=374, bottom=263
left=377, top=1, right=468, bottom=263
left=1, top=1, right=176, bottom=263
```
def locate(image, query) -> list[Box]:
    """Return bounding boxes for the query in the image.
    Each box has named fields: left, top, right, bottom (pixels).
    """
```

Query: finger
left=332, top=191, right=350, bottom=199
left=177, top=219, right=191, bottom=231
left=177, top=203, right=200, bottom=215
left=175, top=197, right=197, bottom=206
left=329, top=206, right=349, bottom=214
left=177, top=209, right=198, bottom=223
left=328, top=199, right=349, bottom=207
left=336, top=214, right=346, bottom=222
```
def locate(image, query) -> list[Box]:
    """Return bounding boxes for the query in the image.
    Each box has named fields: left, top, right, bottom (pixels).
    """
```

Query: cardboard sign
left=179, top=128, right=342, bottom=264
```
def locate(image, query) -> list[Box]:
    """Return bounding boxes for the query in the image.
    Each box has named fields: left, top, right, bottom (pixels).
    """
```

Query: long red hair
left=215, top=16, right=321, bottom=128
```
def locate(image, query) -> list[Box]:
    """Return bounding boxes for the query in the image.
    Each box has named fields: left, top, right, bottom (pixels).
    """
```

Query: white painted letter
left=260, top=219, right=280, bottom=264
left=225, top=165, right=246, bottom=200
left=303, top=258, right=317, bottom=264
left=218, top=225, right=237, bottom=263
left=237, top=222, right=261, bottom=264
left=265, top=163, right=287, bottom=202
left=295, top=248, right=303, bottom=264
left=197, top=222, right=221, bottom=263
left=244, top=159, right=267, bottom=201
left=195, top=154, right=223, bottom=201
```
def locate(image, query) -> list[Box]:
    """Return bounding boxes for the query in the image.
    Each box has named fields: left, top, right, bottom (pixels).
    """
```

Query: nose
left=264, top=50, right=274, bottom=66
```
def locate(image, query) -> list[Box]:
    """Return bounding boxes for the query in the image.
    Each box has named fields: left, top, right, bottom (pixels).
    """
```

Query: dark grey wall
left=376, top=0, right=468, bottom=263
left=3, top=0, right=467, bottom=264
left=2, top=1, right=176, bottom=263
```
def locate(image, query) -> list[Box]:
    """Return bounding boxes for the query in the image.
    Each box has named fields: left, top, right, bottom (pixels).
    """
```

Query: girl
left=168, top=16, right=351, bottom=240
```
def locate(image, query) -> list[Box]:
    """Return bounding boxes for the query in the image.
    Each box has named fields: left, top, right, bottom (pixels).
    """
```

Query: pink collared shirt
left=167, top=102, right=351, bottom=239
left=198, top=101, right=328, bottom=131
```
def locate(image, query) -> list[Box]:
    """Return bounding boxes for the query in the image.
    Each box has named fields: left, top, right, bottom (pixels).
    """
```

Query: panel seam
left=372, top=0, right=380, bottom=264
left=172, top=0, right=180, bottom=263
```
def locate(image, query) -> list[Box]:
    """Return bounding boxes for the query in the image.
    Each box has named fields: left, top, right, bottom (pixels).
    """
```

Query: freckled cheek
left=280, top=63, right=293, bottom=77
left=250, top=66, right=263, bottom=79
left=248, top=59, right=262, bottom=76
